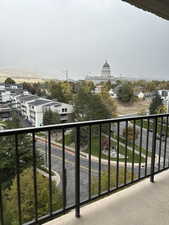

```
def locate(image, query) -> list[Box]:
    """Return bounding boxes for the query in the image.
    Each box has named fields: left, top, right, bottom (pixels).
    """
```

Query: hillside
left=115, top=99, right=150, bottom=116
left=0, top=69, right=46, bottom=83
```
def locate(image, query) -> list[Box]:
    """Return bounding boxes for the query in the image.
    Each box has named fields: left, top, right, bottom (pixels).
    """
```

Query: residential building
left=134, top=91, right=145, bottom=99
left=10, top=93, right=73, bottom=127
left=0, top=104, right=12, bottom=120
left=157, top=90, right=169, bottom=101
left=0, top=91, right=11, bottom=103
left=109, top=89, right=117, bottom=98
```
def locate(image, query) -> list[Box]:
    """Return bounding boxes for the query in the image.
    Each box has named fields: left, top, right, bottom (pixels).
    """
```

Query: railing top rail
left=0, top=113, right=169, bottom=136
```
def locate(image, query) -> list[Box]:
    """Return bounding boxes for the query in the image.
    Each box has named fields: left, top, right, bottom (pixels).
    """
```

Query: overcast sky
left=0, top=0, right=169, bottom=80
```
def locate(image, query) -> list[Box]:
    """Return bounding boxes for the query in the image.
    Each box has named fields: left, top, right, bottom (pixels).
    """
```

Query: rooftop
left=18, top=95, right=38, bottom=102
left=28, top=99, right=52, bottom=106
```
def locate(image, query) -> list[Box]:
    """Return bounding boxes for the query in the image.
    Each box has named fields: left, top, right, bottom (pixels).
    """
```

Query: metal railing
left=0, top=113, right=169, bottom=225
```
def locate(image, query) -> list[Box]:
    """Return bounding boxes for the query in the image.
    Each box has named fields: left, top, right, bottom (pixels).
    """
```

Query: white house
left=44, top=102, right=73, bottom=122
left=0, top=91, right=11, bottom=103
left=93, top=85, right=103, bottom=94
left=109, top=89, right=117, bottom=98
left=0, top=84, right=5, bottom=91
left=134, top=91, right=145, bottom=99
left=28, top=99, right=52, bottom=126
left=10, top=92, right=74, bottom=127
left=157, top=90, right=169, bottom=101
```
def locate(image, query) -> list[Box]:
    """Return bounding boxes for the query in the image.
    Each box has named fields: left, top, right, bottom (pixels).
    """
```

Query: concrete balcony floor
left=45, top=170, right=169, bottom=225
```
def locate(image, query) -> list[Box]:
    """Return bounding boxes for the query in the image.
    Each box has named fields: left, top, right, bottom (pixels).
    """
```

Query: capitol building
left=85, top=61, right=116, bottom=84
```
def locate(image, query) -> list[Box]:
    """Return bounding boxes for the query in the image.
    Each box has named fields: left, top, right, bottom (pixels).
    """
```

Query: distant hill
left=0, top=68, right=47, bottom=83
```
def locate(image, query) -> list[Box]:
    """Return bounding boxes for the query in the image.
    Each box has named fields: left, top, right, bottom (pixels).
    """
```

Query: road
left=36, top=118, right=169, bottom=207
left=37, top=141, right=109, bottom=206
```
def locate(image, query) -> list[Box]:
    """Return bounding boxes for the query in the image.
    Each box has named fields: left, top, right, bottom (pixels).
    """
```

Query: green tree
left=73, top=88, right=112, bottom=146
left=43, top=109, right=60, bottom=125
left=149, top=94, right=163, bottom=114
left=5, top=77, right=16, bottom=85
left=117, top=82, right=134, bottom=103
left=0, top=114, right=42, bottom=187
left=74, top=88, right=112, bottom=121
left=47, top=81, right=65, bottom=102
left=4, top=169, right=62, bottom=225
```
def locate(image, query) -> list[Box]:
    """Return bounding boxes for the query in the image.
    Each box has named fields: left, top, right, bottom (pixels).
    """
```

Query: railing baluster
left=88, top=126, right=92, bottom=200
left=48, top=130, right=53, bottom=215
left=108, top=123, right=111, bottom=192
left=62, top=129, right=67, bottom=211
left=15, top=134, right=22, bottom=225
left=132, top=120, right=135, bottom=182
left=98, top=124, right=102, bottom=195
left=163, top=116, right=168, bottom=169
left=138, top=119, right=143, bottom=179
left=124, top=121, right=128, bottom=185
left=0, top=171, right=4, bottom=225
left=75, top=126, right=80, bottom=218
left=158, top=117, right=163, bottom=171
left=150, top=118, right=157, bottom=183
left=145, top=118, right=149, bottom=176
left=32, top=132, right=38, bottom=222
left=116, top=122, right=120, bottom=188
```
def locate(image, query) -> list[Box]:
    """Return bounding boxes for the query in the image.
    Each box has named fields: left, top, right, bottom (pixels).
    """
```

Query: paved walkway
left=45, top=170, right=169, bottom=225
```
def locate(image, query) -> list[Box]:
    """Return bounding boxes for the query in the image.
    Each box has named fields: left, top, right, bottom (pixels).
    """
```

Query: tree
left=48, top=81, right=65, bottom=102
left=117, top=82, right=134, bottom=103
left=73, top=88, right=112, bottom=146
left=74, top=88, right=112, bottom=121
left=122, top=126, right=139, bottom=143
left=99, top=89, right=117, bottom=116
left=149, top=94, right=164, bottom=114
left=43, top=109, right=60, bottom=125
left=5, top=77, right=16, bottom=85
left=4, top=169, right=62, bottom=225
left=0, top=114, right=42, bottom=187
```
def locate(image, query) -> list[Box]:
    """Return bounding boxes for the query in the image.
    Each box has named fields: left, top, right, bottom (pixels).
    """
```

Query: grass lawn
left=134, top=119, right=169, bottom=136
left=85, top=136, right=145, bottom=163
left=91, top=167, right=133, bottom=194
left=58, top=132, right=74, bottom=146
left=112, top=134, right=151, bottom=157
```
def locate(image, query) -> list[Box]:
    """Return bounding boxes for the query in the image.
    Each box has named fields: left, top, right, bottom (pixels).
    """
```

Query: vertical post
left=62, top=128, right=67, bottom=211
left=0, top=171, right=4, bottom=225
left=15, top=134, right=22, bottom=225
left=48, top=130, right=53, bottom=215
left=32, top=132, right=38, bottom=222
left=108, top=123, right=111, bottom=192
left=88, top=125, right=92, bottom=200
left=45, top=133, right=48, bottom=167
left=75, top=126, right=80, bottom=218
left=150, top=117, right=157, bottom=183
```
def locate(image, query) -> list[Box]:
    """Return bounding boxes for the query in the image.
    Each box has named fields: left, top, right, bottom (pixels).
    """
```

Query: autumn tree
left=122, top=126, right=139, bottom=143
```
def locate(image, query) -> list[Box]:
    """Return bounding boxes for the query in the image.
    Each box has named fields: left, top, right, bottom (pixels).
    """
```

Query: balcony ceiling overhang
left=122, top=0, right=169, bottom=20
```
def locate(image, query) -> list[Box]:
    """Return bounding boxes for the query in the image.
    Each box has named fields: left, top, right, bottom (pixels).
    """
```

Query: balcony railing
left=0, top=113, right=169, bottom=225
